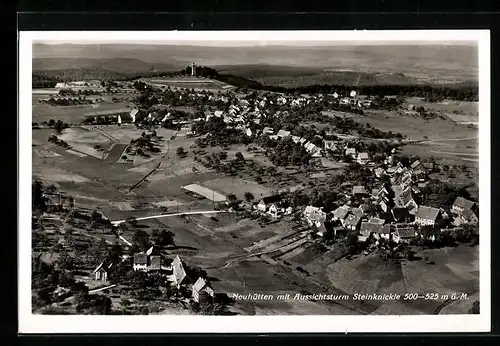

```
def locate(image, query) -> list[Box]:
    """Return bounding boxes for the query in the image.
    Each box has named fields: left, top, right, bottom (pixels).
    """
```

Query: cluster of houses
left=299, top=158, right=479, bottom=244
left=92, top=246, right=215, bottom=303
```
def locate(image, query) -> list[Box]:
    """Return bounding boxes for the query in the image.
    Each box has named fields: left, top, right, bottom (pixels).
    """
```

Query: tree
left=133, top=229, right=151, bottom=251
left=227, top=194, right=238, bottom=205
left=244, top=192, right=254, bottom=202
left=292, top=190, right=310, bottom=207
left=468, top=300, right=479, bottom=314
left=153, top=229, right=175, bottom=247
left=235, top=152, right=245, bottom=162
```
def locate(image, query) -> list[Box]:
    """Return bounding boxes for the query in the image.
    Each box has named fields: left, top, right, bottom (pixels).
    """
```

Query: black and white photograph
left=18, top=30, right=490, bottom=333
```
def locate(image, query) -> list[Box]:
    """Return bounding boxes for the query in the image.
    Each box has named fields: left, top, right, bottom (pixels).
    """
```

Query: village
left=31, top=62, right=480, bottom=316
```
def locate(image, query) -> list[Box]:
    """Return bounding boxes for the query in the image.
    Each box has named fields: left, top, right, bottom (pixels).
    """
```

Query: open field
left=277, top=242, right=479, bottom=315
left=202, top=177, right=272, bottom=201
left=142, top=77, right=234, bottom=91
left=345, top=109, right=478, bottom=167
left=358, top=110, right=477, bottom=141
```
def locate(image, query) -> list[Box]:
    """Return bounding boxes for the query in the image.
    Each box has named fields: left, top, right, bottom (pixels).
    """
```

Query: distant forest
left=32, top=65, right=479, bottom=102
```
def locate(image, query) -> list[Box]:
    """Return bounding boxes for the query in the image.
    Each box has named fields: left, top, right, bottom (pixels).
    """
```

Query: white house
left=303, top=205, right=327, bottom=228
left=192, top=277, right=215, bottom=303
left=345, top=147, right=357, bottom=158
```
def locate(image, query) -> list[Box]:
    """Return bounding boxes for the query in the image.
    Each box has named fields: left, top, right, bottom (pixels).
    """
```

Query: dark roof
left=134, top=253, right=148, bottom=265
left=260, top=195, right=282, bottom=205
left=92, top=262, right=106, bottom=274
left=453, top=197, right=476, bottom=210
left=410, top=160, right=421, bottom=169
left=360, top=221, right=383, bottom=235
left=344, top=214, right=361, bottom=227
left=415, top=206, right=441, bottom=221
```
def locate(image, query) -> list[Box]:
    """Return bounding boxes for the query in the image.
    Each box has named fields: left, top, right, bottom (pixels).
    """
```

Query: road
left=111, top=210, right=231, bottom=225
left=88, top=284, right=117, bottom=294
left=407, top=136, right=478, bottom=144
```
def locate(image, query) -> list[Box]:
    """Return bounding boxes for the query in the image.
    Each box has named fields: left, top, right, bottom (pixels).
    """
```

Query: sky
left=36, top=40, right=478, bottom=47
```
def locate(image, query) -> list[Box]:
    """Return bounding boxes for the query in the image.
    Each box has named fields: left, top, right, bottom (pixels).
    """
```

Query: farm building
left=414, top=206, right=443, bottom=227
left=357, top=152, right=370, bottom=165
left=92, top=262, right=113, bottom=281
left=192, top=277, right=215, bottom=303
left=182, top=184, right=227, bottom=203
left=324, top=140, right=337, bottom=151
left=277, top=129, right=291, bottom=139
left=344, top=214, right=361, bottom=231
left=332, top=205, right=350, bottom=222
left=359, top=220, right=385, bottom=239
left=303, top=205, right=327, bottom=228
left=352, top=185, right=367, bottom=196
left=83, top=108, right=137, bottom=125
left=451, top=197, right=477, bottom=216
left=345, top=147, right=357, bottom=158
left=133, top=246, right=164, bottom=272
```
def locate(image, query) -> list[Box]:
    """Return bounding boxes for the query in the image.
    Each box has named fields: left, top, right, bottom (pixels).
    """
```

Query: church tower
left=191, top=62, right=196, bottom=76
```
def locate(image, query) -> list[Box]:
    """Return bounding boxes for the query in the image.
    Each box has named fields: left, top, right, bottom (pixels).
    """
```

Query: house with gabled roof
left=92, top=262, right=113, bottom=281
left=410, top=160, right=427, bottom=181
left=392, top=226, right=417, bottom=243
left=352, top=185, right=367, bottom=196
left=391, top=207, right=411, bottom=223
left=192, top=277, right=215, bottom=303
left=332, top=205, right=350, bottom=223
left=451, top=197, right=477, bottom=215
left=257, top=195, right=283, bottom=213
left=344, top=214, right=361, bottom=231
left=357, top=152, right=370, bottom=165
left=345, top=147, right=357, bottom=158
left=374, top=167, right=386, bottom=178
left=261, top=127, right=274, bottom=136
left=303, top=205, right=327, bottom=228
left=133, top=246, right=164, bottom=272
left=351, top=207, right=365, bottom=219
left=359, top=219, right=385, bottom=238
left=359, top=203, right=374, bottom=216
left=277, top=129, right=291, bottom=139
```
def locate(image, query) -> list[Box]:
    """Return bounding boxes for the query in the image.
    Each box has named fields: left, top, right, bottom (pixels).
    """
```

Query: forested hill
left=32, top=64, right=478, bottom=102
